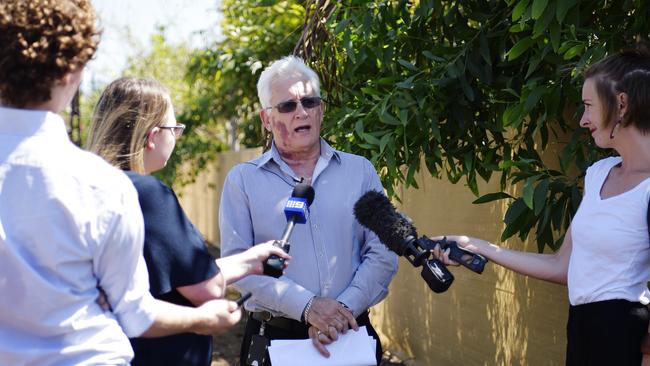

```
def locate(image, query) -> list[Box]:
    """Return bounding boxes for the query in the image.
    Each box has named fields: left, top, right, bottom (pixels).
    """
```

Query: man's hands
left=305, top=297, right=358, bottom=357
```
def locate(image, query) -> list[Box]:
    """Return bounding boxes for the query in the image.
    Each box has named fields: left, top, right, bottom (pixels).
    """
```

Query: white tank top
left=568, top=156, right=650, bottom=305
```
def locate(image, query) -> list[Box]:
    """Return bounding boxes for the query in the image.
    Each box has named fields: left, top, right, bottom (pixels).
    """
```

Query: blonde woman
left=87, top=77, right=289, bottom=366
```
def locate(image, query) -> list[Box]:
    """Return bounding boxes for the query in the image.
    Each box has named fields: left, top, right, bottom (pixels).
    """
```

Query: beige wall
left=372, top=169, right=568, bottom=366
left=178, top=148, right=262, bottom=245
left=178, top=148, right=568, bottom=366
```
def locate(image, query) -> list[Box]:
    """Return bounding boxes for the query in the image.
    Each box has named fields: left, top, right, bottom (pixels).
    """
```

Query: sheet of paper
left=268, top=326, right=376, bottom=366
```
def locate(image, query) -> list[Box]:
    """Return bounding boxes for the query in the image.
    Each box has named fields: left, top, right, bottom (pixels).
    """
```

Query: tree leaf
left=396, top=75, right=416, bottom=89
left=355, top=120, right=364, bottom=137
left=549, top=21, right=561, bottom=52
left=523, top=176, right=539, bottom=209
left=556, top=0, right=576, bottom=23
left=334, top=18, right=353, bottom=34
left=431, top=117, right=441, bottom=142
left=473, top=192, right=514, bottom=204
left=398, top=59, right=418, bottom=71
left=379, top=111, right=401, bottom=125
left=532, top=3, right=554, bottom=38
left=422, top=50, right=445, bottom=62
left=399, top=109, right=408, bottom=126
left=503, top=103, right=524, bottom=127
left=563, top=44, right=584, bottom=60
left=507, top=36, right=534, bottom=60
left=505, top=198, right=528, bottom=224
left=364, top=132, right=381, bottom=145
left=379, top=132, right=392, bottom=154
left=531, top=0, right=548, bottom=20
left=524, top=86, right=545, bottom=112
left=512, top=0, right=531, bottom=21
left=533, top=179, right=550, bottom=215
left=460, top=77, right=475, bottom=101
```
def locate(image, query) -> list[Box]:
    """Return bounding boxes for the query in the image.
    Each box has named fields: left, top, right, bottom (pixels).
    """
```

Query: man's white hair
left=257, top=55, right=321, bottom=109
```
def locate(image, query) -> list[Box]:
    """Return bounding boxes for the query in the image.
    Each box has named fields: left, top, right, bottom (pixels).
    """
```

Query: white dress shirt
left=569, top=156, right=650, bottom=305
left=0, top=107, right=156, bottom=365
left=220, top=139, right=398, bottom=320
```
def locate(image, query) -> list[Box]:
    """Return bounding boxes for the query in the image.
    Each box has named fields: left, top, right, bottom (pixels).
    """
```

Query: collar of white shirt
left=0, top=106, right=69, bottom=140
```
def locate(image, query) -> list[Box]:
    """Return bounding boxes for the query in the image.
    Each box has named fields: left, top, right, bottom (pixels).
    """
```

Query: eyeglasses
left=266, top=96, right=322, bottom=113
left=159, top=123, right=186, bottom=138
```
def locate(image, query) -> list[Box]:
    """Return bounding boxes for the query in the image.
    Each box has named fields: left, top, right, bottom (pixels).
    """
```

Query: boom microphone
left=353, top=190, right=488, bottom=293
left=263, top=183, right=315, bottom=278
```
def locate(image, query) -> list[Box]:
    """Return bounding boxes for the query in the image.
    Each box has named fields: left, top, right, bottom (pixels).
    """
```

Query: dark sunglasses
left=159, top=123, right=186, bottom=138
left=267, top=96, right=323, bottom=113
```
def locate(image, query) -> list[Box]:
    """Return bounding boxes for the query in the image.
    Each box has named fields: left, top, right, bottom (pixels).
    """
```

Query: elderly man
left=220, top=55, right=398, bottom=365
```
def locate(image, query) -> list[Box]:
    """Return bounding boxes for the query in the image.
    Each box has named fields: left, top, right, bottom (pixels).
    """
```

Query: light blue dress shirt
left=219, top=139, right=398, bottom=321
left=0, top=107, right=156, bottom=365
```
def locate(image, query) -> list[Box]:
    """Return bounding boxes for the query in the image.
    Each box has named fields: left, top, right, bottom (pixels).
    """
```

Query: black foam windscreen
left=353, top=190, right=417, bottom=255
left=292, top=183, right=315, bottom=207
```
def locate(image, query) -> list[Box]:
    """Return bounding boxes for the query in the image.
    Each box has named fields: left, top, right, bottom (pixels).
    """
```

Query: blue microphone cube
left=284, top=197, right=308, bottom=224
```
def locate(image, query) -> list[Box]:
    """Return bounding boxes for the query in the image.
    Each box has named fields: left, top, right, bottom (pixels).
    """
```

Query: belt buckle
left=256, top=311, right=272, bottom=322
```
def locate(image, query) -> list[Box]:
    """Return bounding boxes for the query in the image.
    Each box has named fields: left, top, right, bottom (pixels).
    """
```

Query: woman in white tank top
left=442, top=43, right=650, bottom=365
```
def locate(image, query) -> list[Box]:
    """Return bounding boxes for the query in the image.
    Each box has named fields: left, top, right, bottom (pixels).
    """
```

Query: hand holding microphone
left=353, top=190, right=488, bottom=293
left=263, top=183, right=315, bottom=278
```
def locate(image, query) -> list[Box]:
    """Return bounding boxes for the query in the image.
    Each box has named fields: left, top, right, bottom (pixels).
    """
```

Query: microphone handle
left=263, top=217, right=298, bottom=278
left=279, top=218, right=296, bottom=246
left=263, top=251, right=285, bottom=278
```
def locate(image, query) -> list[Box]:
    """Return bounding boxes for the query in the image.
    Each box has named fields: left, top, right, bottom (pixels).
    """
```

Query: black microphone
left=354, top=190, right=488, bottom=293
left=263, top=183, right=315, bottom=278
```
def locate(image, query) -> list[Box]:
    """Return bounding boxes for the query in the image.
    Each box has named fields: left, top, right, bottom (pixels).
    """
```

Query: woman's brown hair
left=86, top=77, right=171, bottom=173
left=0, top=0, right=99, bottom=107
left=584, top=42, right=650, bottom=134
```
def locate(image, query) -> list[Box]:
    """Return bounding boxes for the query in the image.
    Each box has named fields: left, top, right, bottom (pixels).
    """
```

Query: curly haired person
left=0, top=2, right=244, bottom=365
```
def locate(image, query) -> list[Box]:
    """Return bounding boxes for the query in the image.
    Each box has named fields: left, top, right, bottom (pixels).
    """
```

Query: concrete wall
left=178, top=148, right=568, bottom=366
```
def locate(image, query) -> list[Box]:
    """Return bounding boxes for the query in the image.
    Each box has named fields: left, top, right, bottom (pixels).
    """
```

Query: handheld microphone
left=263, top=183, right=315, bottom=278
left=353, top=190, right=488, bottom=293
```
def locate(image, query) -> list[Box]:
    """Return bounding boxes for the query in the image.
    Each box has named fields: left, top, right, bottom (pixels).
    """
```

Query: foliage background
left=293, top=0, right=650, bottom=253
left=79, top=0, right=650, bottom=252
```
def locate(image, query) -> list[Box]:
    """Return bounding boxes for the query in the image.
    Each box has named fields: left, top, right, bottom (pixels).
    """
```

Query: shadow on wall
left=371, top=167, right=568, bottom=366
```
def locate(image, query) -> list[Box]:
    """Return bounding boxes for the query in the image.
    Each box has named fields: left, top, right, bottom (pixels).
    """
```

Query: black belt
left=250, top=311, right=305, bottom=332
left=249, top=310, right=370, bottom=332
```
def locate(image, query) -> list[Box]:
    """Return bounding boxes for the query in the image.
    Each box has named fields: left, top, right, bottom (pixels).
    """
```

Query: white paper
left=268, top=326, right=376, bottom=366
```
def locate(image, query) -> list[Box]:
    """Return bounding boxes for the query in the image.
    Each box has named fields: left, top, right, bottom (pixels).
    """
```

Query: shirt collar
left=253, top=138, right=341, bottom=169
left=0, top=106, right=70, bottom=141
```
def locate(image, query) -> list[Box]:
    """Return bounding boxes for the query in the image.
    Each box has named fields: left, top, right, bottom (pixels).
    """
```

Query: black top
left=126, top=172, right=219, bottom=366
